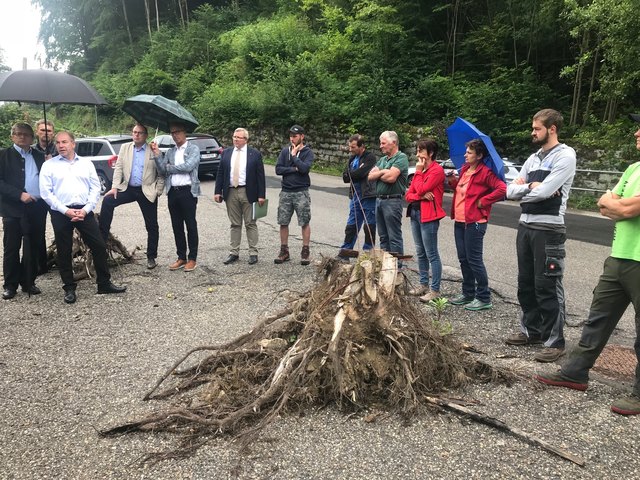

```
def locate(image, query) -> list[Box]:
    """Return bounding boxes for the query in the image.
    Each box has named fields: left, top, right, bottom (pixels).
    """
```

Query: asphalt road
left=271, top=174, right=615, bottom=247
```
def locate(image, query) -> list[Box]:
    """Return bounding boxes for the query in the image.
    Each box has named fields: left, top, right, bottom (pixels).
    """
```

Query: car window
left=95, top=142, right=112, bottom=156
left=111, top=141, right=130, bottom=154
left=76, top=142, right=93, bottom=157
left=155, top=135, right=175, bottom=149
left=192, top=138, right=220, bottom=150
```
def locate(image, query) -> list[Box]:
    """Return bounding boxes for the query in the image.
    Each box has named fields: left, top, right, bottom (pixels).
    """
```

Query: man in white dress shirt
left=39, top=131, right=126, bottom=304
left=150, top=122, right=200, bottom=272
left=214, top=128, right=266, bottom=265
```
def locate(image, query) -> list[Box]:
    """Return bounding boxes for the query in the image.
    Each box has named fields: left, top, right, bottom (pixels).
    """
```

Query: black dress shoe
left=22, top=285, right=42, bottom=295
left=248, top=255, right=258, bottom=265
left=97, top=282, right=127, bottom=294
left=147, top=258, right=157, bottom=269
left=64, top=290, right=77, bottom=304
left=2, top=288, right=17, bottom=300
left=223, top=254, right=239, bottom=265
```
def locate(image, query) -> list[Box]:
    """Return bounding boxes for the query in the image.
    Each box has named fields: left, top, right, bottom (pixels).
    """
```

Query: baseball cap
left=289, top=125, right=305, bottom=134
left=629, top=114, right=640, bottom=123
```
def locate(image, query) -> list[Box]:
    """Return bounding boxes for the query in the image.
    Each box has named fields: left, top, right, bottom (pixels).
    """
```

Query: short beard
left=532, top=131, right=549, bottom=146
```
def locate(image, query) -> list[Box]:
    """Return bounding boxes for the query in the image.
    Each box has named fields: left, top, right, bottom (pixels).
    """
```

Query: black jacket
left=275, top=145, right=314, bottom=192
left=0, top=146, right=45, bottom=218
left=342, top=150, right=377, bottom=199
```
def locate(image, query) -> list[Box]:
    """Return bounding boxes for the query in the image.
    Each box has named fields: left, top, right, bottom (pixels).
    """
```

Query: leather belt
left=378, top=194, right=402, bottom=199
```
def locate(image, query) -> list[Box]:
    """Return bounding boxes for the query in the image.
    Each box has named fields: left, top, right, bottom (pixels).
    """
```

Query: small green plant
left=429, top=297, right=453, bottom=336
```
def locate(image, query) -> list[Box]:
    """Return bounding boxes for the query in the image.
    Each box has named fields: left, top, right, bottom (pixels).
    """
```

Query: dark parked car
left=152, top=133, right=224, bottom=178
left=75, top=135, right=133, bottom=195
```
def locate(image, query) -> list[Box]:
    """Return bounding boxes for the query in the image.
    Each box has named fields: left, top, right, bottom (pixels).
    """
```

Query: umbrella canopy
left=0, top=69, right=108, bottom=146
left=445, top=117, right=505, bottom=181
left=0, top=69, right=107, bottom=105
left=123, top=94, right=199, bottom=133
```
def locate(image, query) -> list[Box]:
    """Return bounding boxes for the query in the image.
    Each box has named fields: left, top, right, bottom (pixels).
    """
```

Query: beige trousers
left=226, top=187, right=258, bottom=256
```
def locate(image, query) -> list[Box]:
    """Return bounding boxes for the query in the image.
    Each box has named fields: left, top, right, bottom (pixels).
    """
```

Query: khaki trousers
left=226, top=187, right=258, bottom=256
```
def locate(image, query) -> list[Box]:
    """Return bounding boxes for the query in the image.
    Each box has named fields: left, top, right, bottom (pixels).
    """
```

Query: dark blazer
left=0, top=146, right=45, bottom=218
left=215, top=146, right=266, bottom=203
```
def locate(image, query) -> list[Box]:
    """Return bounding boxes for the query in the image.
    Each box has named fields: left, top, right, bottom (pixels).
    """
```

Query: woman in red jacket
left=405, top=139, right=446, bottom=303
left=448, top=139, right=506, bottom=311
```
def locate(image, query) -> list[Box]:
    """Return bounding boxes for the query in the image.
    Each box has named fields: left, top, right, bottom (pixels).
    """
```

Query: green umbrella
left=122, top=94, right=199, bottom=133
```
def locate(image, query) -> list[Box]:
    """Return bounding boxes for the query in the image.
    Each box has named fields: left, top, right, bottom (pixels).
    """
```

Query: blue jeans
left=376, top=197, right=404, bottom=255
left=410, top=215, right=442, bottom=291
left=341, top=196, right=376, bottom=250
left=454, top=221, right=490, bottom=303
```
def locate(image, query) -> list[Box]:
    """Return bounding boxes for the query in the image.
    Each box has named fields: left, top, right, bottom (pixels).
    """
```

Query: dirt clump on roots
left=100, top=251, right=513, bottom=459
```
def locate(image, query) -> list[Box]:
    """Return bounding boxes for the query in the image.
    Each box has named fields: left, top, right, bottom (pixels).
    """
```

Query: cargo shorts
left=277, top=190, right=311, bottom=226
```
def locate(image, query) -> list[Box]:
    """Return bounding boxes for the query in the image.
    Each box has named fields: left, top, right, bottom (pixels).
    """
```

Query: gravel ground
left=1, top=177, right=639, bottom=480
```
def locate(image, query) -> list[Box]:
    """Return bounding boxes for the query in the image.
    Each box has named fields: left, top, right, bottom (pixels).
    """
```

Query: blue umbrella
left=445, top=117, right=505, bottom=181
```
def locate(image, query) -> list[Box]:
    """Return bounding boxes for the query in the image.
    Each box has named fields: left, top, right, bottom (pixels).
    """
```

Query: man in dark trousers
left=0, top=123, right=48, bottom=299
left=536, top=115, right=640, bottom=415
left=150, top=122, right=201, bottom=272
left=98, top=124, right=164, bottom=269
left=39, top=131, right=126, bottom=304
left=214, top=127, right=266, bottom=265
left=337, top=134, right=377, bottom=260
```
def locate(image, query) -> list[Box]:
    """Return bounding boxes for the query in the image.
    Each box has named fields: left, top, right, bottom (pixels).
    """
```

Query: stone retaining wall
left=223, top=129, right=623, bottom=195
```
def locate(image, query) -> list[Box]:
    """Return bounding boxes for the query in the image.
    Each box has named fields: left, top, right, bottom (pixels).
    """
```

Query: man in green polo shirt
left=368, top=131, right=409, bottom=259
left=536, top=115, right=640, bottom=415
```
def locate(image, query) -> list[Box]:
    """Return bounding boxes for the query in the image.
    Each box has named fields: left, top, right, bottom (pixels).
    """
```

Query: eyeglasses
left=12, top=132, right=33, bottom=137
left=232, top=135, right=247, bottom=140
left=170, top=130, right=185, bottom=135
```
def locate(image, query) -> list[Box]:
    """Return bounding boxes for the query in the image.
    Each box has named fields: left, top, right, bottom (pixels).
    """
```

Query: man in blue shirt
left=98, top=124, right=164, bottom=269
left=0, top=123, right=48, bottom=299
left=337, top=134, right=377, bottom=260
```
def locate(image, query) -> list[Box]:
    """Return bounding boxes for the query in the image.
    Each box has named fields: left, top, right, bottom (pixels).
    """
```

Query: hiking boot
left=505, top=332, right=543, bottom=346
left=419, top=290, right=440, bottom=303
left=534, top=347, right=565, bottom=363
left=464, top=299, right=493, bottom=311
left=408, top=285, right=428, bottom=296
left=301, top=245, right=311, bottom=266
left=274, top=245, right=290, bottom=264
left=611, top=395, right=640, bottom=415
left=449, top=294, right=474, bottom=305
left=535, top=371, right=588, bottom=391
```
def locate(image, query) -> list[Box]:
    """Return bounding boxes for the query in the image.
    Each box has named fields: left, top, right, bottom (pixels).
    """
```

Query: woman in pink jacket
left=405, top=139, right=446, bottom=303
left=447, top=139, right=506, bottom=311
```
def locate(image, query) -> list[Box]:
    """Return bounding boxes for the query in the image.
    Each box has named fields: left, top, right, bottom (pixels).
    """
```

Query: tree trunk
left=121, top=0, right=135, bottom=57
left=143, top=0, right=152, bottom=42
left=582, top=47, right=599, bottom=126
left=155, top=0, right=160, bottom=31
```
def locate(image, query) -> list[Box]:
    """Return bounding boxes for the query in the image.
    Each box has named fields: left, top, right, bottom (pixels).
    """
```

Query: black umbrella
left=123, top=94, right=199, bottom=133
left=0, top=69, right=108, bottom=143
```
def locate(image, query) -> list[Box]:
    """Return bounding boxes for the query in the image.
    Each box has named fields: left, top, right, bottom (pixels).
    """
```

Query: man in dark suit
left=0, top=123, right=49, bottom=299
left=214, top=127, right=266, bottom=265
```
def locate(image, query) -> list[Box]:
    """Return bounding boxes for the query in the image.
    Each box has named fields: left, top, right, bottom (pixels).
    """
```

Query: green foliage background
left=1, top=0, right=640, bottom=167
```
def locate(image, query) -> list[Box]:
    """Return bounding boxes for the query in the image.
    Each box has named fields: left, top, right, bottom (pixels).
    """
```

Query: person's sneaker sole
left=464, top=302, right=493, bottom=311
left=535, top=374, right=587, bottom=391
left=610, top=396, right=640, bottom=415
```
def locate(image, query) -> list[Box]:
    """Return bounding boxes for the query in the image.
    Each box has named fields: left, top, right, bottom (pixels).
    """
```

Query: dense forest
left=2, top=0, right=640, bottom=166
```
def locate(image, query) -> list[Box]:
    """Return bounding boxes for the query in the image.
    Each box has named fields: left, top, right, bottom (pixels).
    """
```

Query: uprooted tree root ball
left=100, top=250, right=514, bottom=459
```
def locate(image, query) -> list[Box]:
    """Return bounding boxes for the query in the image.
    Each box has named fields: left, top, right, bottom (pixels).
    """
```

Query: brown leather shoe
left=169, top=259, right=187, bottom=270
left=184, top=260, right=197, bottom=272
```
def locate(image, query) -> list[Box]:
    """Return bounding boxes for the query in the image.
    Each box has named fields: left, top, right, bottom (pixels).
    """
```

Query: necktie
left=232, top=149, right=241, bottom=187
